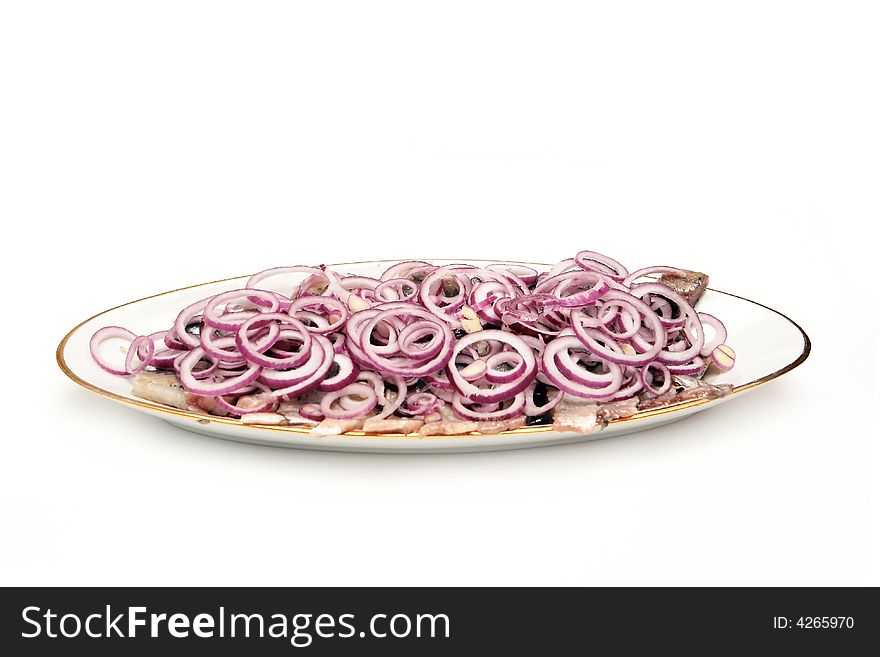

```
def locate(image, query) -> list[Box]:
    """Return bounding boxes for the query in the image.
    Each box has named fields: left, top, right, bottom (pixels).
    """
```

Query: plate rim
left=56, top=259, right=811, bottom=439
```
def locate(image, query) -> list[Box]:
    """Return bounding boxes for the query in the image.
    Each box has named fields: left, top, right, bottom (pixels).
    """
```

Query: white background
left=1, top=1, right=877, bottom=586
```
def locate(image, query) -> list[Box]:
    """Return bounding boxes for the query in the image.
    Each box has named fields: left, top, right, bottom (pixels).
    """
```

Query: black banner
left=1, top=587, right=876, bottom=655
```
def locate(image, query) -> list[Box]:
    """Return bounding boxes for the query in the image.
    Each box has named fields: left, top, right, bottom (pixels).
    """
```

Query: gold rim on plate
left=56, top=260, right=811, bottom=439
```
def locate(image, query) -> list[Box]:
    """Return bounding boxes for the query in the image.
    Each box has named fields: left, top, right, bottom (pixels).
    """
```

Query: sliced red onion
left=328, top=332, right=346, bottom=354
left=202, top=289, right=280, bottom=332
left=380, top=260, right=436, bottom=281
left=488, top=263, right=539, bottom=287
left=270, top=335, right=335, bottom=400
left=91, top=251, right=732, bottom=428
left=397, top=320, right=446, bottom=361
left=125, top=336, right=154, bottom=374
left=630, top=282, right=696, bottom=329
left=177, top=348, right=261, bottom=396
left=423, top=368, right=454, bottom=391
left=609, top=371, right=645, bottom=400
left=575, top=250, right=629, bottom=282
left=90, top=326, right=137, bottom=375
left=200, top=323, right=279, bottom=362
left=359, top=306, right=454, bottom=376
left=419, top=266, right=474, bottom=323
left=570, top=290, right=665, bottom=367
left=496, top=297, right=540, bottom=324
left=320, top=382, right=378, bottom=420
left=484, top=351, right=527, bottom=384
left=641, top=361, right=672, bottom=396
left=448, top=330, right=537, bottom=403
left=257, top=337, right=327, bottom=388
left=287, top=295, right=348, bottom=335
left=400, top=392, right=444, bottom=416
left=373, top=375, right=407, bottom=420
left=375, top=278, right=419, bottom=302
left=698, top=313, right=727, bottom=357
left=318, top=353, right=359, bottom=391
left=339, top=276, right=381, bottom=292
left=544, top=271, right=610, bottom=308
left=524, top=383, right=563, bottom=416
left=554, top=347, right=623, bottom=389
left=541, top=336, right=624, bottom=399
left=150, top=348, right=185, bottom=369
left=622, top=266, right=686, bottom=288
left=235, top=313, right=312, bottom=369
left=246, top=266, right=331, bottom=295
left=547, top=258, right=579, bottom=277
left=163, top=331, right=189, bottom=351
left=667, top=357, right=706, bottom=376
left=452, top=391, right=526, bottom=421
left=173, top=297, right=211, bottom=349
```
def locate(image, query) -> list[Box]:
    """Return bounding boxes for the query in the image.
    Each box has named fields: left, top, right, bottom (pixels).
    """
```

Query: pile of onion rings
left=90, top=251, right=735, bottom=423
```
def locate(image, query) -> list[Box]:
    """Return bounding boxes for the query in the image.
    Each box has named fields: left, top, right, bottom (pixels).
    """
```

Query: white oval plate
left=58, top=260, right=810, bottom=453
